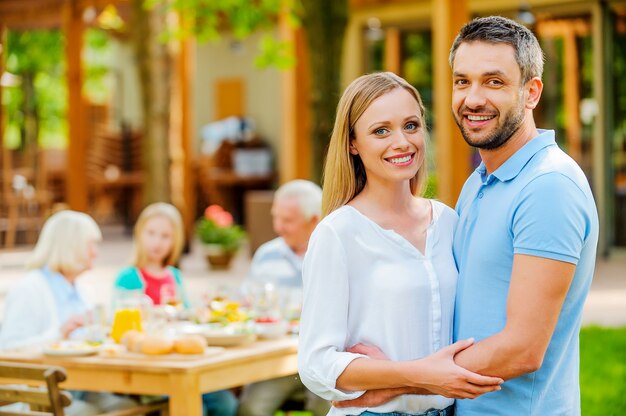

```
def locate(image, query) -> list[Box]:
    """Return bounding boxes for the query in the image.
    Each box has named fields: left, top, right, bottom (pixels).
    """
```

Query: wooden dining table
left=0, top=337, right=299, bottom=416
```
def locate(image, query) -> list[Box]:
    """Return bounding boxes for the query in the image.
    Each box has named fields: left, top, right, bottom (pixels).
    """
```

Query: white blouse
left=298, top=200, right=458, bottom=415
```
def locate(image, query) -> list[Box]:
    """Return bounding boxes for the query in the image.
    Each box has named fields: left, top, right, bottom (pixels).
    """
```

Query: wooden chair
left=0, top=148, right=52, bottom=248
left=0, top=361, right=169, bottom=416
left=86, top=127, right=143, bottom=226
left=0, top=361, right=72, bottom=415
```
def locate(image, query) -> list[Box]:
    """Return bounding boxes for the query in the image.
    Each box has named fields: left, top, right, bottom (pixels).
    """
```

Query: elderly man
left=238, top=180, right=330, bottom=416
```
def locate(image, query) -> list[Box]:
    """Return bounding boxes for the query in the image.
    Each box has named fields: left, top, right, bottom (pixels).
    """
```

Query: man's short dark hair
left=449, top=16, right=544, bottom=84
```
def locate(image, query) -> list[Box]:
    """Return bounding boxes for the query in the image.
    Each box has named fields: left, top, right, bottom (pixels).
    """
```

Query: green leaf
left=254, top=34, right=295, bottom=69
left=146, top=0, right=297, bottom=70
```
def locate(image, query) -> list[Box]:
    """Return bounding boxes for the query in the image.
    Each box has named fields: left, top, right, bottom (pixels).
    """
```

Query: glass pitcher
left=110, top=289, right=152, bottom=343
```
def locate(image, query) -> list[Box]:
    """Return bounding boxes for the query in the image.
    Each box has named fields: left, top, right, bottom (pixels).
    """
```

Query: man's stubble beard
left=455, top=94, right=525, bottom=150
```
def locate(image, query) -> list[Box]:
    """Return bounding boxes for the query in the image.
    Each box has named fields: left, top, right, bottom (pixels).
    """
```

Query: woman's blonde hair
left=322, top=72, right=427, bottom=216
left=27, top=210, right=102, bottom=275
left=131, top=202, right=184, bottom=267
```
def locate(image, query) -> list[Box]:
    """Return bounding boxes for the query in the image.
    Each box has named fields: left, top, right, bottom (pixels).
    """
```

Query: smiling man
left=450, top=16, right=599, bottom=415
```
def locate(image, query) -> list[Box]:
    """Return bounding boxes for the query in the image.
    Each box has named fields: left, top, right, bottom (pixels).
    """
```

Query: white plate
left=43, top=341, right=100, bottom=357
left=203, top=332, right=256, bottom=347
left=176, top=324, right=256, bottom=346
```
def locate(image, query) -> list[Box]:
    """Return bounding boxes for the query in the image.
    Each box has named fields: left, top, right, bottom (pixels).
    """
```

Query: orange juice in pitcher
left=111, top=308, right=143, bottom=343
left=110, top=290, right=152, bottom=343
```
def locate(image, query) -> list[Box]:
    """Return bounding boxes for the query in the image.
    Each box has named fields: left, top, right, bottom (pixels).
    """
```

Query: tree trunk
left=131, top=0, right=172, bottom=204
left=300, top=0, right=348, bottom=181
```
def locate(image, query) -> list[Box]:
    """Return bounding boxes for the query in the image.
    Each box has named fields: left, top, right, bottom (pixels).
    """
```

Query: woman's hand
left=60, top=314, right=84, bottom=339
left=411, top=338, right=503, bottom=399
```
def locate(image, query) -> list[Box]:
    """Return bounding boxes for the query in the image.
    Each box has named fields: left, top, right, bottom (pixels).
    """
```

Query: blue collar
left=476, top=129, right=556, bottom=183
left=41, top=267, right=79, bottom=301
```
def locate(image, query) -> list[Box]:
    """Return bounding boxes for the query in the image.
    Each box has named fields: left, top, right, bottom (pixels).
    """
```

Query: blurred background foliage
left=3, top=28, right=112, bottom=150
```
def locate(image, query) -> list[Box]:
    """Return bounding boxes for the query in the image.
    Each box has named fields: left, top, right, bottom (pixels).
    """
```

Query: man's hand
left=60, top=314, right=84, bottom=339
left=333, top=388, right=413, bottom=409
left=347, top=344, right=389, bottom=360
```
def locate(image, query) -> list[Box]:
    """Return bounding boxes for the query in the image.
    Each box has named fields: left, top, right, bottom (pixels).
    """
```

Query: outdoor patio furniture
left=0, top=337, right=298, bottom=416
left=0, top=149, right=52, bottom=248
left=86, top=128, right=143, bottom=227
left=195, top=140, right=275, bottom=224
left=0, top=361, right=72, bottom=415
left=0, top=360, right=170, bottom=416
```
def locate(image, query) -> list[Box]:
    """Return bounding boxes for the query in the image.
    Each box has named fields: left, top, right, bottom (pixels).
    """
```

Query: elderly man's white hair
left=274, top=180, right=322, bottom=221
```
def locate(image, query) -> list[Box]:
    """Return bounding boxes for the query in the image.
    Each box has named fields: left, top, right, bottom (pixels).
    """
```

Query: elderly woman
left=0, top=210, right=137, bottom=415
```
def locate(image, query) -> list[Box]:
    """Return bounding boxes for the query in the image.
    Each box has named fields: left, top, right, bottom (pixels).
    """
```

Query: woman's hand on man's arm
left=333, top=339, right=503, bottom=408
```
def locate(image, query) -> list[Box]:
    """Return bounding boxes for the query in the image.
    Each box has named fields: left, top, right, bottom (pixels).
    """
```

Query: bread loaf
left=174, top=335, right=206, bottom=354
left=121, top=330, right=145, bottom=353
left=140, top=334, right=175, bottom=355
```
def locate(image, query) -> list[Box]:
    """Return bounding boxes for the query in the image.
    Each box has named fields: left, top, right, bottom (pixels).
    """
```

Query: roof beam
left=0, top=0, right=127, bottom=30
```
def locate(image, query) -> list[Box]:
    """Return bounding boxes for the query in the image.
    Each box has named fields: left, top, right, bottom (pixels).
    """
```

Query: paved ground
left=1, top=225, right=625, bottom=327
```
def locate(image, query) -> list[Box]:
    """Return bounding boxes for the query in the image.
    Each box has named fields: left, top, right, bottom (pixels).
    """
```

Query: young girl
left=297, top=73, right=502, bottom=416
left=113, top=202, right=237, bottom=416
left=114, top=202, right=189, bottom=307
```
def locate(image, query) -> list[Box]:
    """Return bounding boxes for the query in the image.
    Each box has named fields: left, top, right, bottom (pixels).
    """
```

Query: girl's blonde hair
left=322, top=72, right=428, bottom=216
left=131, top=202, right=184, bottom=267
left=27, top=210, right=102, bottom=276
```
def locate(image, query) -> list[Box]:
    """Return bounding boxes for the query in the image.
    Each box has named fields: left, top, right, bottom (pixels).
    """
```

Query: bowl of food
left=254, top=317, right=289, bottom=339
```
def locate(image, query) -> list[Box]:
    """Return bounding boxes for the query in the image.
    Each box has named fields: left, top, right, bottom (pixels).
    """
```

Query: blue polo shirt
left=453, top=130, right=598, bottom=415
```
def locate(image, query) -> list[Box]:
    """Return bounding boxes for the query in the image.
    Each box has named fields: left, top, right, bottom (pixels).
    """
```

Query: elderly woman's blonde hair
left=322, top=72, right=428, bottom=216
left=131, top=202, right=184, bottom=268
left=28, top=210, right=102, bottom=276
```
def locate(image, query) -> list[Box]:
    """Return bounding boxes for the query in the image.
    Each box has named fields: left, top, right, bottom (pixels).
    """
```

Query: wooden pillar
left=63, top=0, right=88, bottom=211
left=1, top=25, right=4, bottom=152
left=168, top=8, right=196, bottom=238
left=180, top=38, right=196, bottom=238
left=384, top=27, right=401, bottom=74
left=432, top=0, right=469, bottom=207
left=342, top=16, right=364, bottom=88
left=592, top=3, right=612, bottom=255
left=279, top=16, right=312, bottom=182
left=563, top=26, right=582, bottom=163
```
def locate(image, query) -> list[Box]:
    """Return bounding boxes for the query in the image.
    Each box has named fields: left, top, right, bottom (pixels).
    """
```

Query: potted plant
left=196, top=205, right=246, bottom=269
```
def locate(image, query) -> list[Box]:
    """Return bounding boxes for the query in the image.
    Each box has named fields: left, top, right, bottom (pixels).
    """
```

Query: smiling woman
left=349, top=87, right=426, bottom=186
left=297, top=72, right=502, bottom=416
